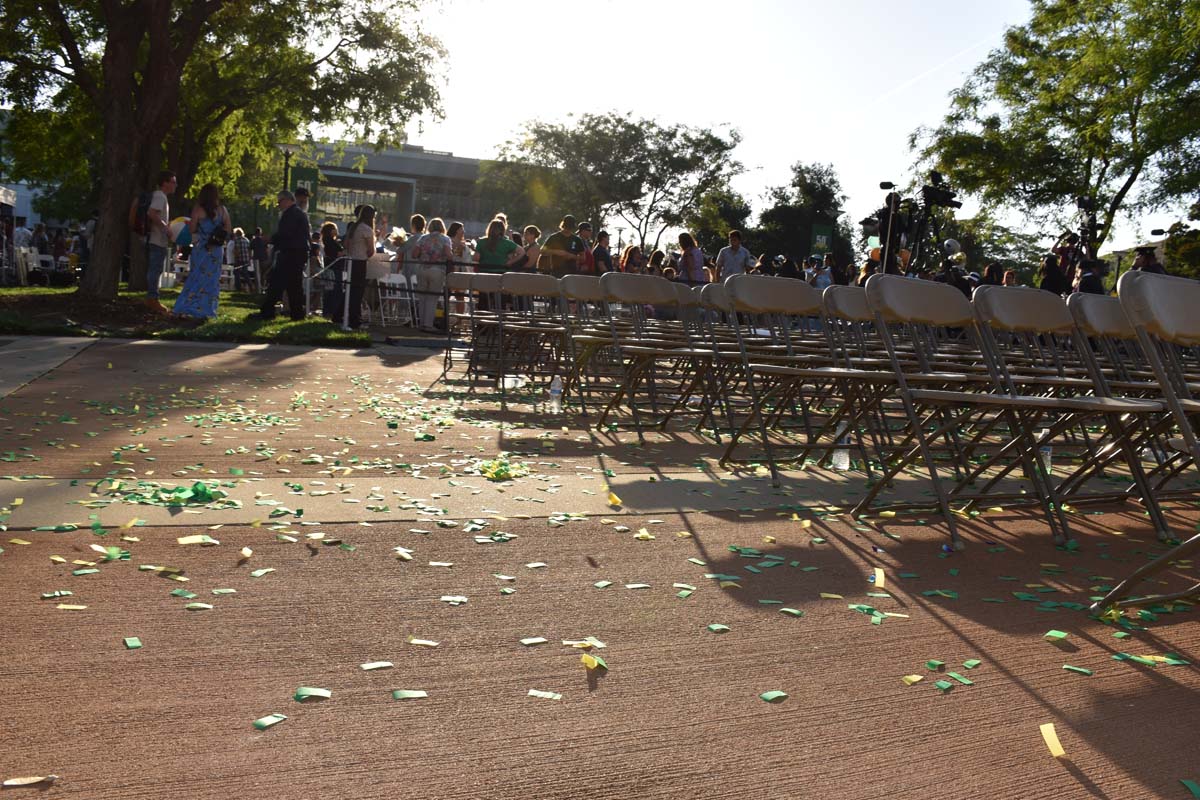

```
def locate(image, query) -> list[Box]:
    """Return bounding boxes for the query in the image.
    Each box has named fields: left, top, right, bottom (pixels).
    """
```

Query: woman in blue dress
left=172, top=183, right=230, bottom=321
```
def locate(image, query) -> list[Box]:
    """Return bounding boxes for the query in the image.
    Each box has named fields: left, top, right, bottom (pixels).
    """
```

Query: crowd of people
left=124, top=171, right=1177, bottom=328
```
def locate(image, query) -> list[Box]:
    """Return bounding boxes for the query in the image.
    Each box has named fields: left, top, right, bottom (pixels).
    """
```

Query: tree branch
left=42, top=0, right=100, bottom=104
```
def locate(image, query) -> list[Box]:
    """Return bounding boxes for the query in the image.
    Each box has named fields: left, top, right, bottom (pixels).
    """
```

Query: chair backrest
left=600, top=272, right=677, bottom=306
left=822, top=285, right=870, bottom=322
left=864, top=274, right=973, bottom=326
left=446, top=272, right=471, bottom=292
left=501, top=272, right=559, bottom=297
left=699, top=282, right=731, bottom=312
left=673, top=282, right=701, bottom=307
left=472, top=273, right=502, bottom=293
left=972, top=285, right=1073, bottom=334
left=1066, top=293, right=1134, bottom=339
left=561, top=274, right=604, bottom=302
left=725, top=274, right=821, bottom=315
left=1118, top=270, right=1200, bottom=346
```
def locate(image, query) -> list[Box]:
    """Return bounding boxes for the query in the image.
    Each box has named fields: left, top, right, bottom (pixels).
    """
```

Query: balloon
left=944, top=238, right=962, bottom=254
left=169, top=217, right=191, bottom=246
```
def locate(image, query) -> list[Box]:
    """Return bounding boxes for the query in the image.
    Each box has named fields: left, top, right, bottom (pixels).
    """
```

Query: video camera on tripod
left=861, top=172, right=963, bottom=278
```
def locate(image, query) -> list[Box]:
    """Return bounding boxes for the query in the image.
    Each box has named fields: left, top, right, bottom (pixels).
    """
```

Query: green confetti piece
left=1044, top=629, right=1069, bottom=640
left=1112, top=631, right=1130, bottom=639
left=947, top=671, right=973, bottom=685
left=676, top=589, right=693, bottom=599
left=898, top=572, right=919, bottom=579
left=500, top=587, right=516, bottom=595
left=962, top=659, right=982, bottom=670
left=779, top=608, right=805, bottom=618
left=757, top=599, right=783, bottom=605
left=527, top=689, right=562, bottom=701
left=184, top=602, right=212, bottom=611
left=1063, top=665, right=1093, bottom=676
left=706, top=624, right=731, bottom=633
left=392, top=689, right=429, bottom=700
left=170, top=588, right=197, bottom=599
left=360, top=661, right=393, bottom=671
left=123, top=637, right=142, bottom=650
left=40, top=590, right=73, bottom=600
left=759, top=690, right=788, bottom=703
left=624, top=583, right=651, bottom=589
left=934, top=680, right=954, bottom=693
left=72, top=568, right=100, bottom=576
left=252, top=713, right=287, bottom=730
left=926, top=660, right=945, bottom=671
left=1181, top=779, right=1200, bottom=799
left=211, top=588, right=236, bottom=596
left=810, top=537, right=827, bottom=544
left=249, top=568, right=275, bottom=578
left=294, top=687, right=331, bottom=702
left=687, top=557, right=706, bottom=566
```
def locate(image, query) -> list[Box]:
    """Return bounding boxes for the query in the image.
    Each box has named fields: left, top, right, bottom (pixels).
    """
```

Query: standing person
left=541, top=215, right=585, bottom=276
left=294, top=187, right=311, bottom=214
left=1038, top=254, right=1071, bottom=296
left=593, top=230, right=615, bottom=273
left=447, top=221, right=475, bottom=266
left=809, top=254, right=833, bottom=290
left=676, top=232, right=706, bottom=285
left=143, top=170, right=177, bottom=311
left=32, top=223, right=49, bottom=255
left=1132, top=246, right=1166, bottom=275
left=474, top=218, right=523, bottom=273
left=172, top=183, right=230, bottom=321
left=253, top=190, right=310, bottom=321
left=341, top=205, right=375, bottom=329
left=12, top=217, right=31, bottom=250
left=620, top=244, right=645, bottom=274
left=231, top=227, right=254, bottom=292
left=983, top=262, right=1004, bottom=286
left=519, top=225, right=541, bottom=272
left=414, top=217, right=454, bottom=331
left=715, top=230, right=755, bottom=281
left=320, top=221, right=344, bottom=319
left=249, top=227, right=268, bottom=291
left=1076, top=259, right=1106, bottom=295
left=399, top=214, right=426, bottom=283
left=576, top=222, right=596, bottom=274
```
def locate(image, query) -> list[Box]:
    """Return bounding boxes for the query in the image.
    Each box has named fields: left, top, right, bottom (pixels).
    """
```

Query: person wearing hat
left=541, top=215, right=585, bottom=277
left=1132, top=246, right=1166, bottom=275
left=1076, top=259, right=1107, bottom=295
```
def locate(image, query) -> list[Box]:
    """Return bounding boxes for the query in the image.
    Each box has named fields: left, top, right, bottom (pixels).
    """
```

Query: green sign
left=810, top=224, right=834, bottom=254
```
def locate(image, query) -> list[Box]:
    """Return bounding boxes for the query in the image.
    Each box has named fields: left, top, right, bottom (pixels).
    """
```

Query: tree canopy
left=913, top=0, right=1200, bottom=253
left=482, top=113, right=742, bottom=249
left=0, top=0, right=443, bottom=297
left=755, top=162, right=854, bottom=267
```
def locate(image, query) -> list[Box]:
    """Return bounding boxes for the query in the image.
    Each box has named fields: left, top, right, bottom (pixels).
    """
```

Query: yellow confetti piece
left=49, top=555, right=66, bottom=564
left=873, top=568, right=886, bottom=590
left=719, top=581, right=741, bottom=589
left=901, top=674, right=924, bottom=686
left=820, top=593, right=844, bottom=600
left=8, top=538, right=31, bottom=545
left=177, top=534, right=218, bottom=546
left=10, top=498, right=22, bottom=507
left=581, top=654, right=599, bottom=670
left=763, top=535, right=776, bottom=544
left=240, top=546, right=253, bottom=559
left=879, top=510, right=896, bottom=518
left=1039, top=723, right=1065, bottom=758
left=607, top=491, right=622, bottom=507
left=56, top=604, right=87, bottom=610
left=122, top=518, right=140, bottom=529
left=676, top=531, right=693, bottom=538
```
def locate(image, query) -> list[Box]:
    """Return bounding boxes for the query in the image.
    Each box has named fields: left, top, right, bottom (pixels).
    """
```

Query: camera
left=1075, top=195, right=1095, bottom=212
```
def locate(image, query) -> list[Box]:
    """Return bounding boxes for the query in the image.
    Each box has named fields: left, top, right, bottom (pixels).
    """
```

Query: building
left=297, top=143, right=488, bottom=236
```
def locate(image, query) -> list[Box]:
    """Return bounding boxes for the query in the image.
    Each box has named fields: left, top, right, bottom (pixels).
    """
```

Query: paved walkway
left=0, top=337, right=1197, bottom=799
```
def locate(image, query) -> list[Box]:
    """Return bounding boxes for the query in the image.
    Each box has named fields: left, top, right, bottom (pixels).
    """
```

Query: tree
left=939, top=213, right=1047, bottom=283
left=913, top=0, right=1200, bottom=255
left=682, top=186, right=752, bottom=257
left=0, top=0, right=443, bottom=299
left=491, top=113, right=742, bottom=250
left=756, top=162, right=854, bottom=268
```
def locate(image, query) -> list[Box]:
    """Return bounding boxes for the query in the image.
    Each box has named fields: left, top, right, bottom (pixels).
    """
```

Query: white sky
left=410, top=0, right=1183, bottom=252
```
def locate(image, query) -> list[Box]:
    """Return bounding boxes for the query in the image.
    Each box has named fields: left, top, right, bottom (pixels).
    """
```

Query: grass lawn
left=0, top=286, right=371, bottom=347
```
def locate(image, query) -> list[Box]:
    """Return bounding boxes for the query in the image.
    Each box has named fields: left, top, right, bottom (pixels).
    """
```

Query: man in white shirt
left=145, top=170, right=178, bottom=312
left=715, top=230, right=755, bottom=280
left=12, top=218, right=31, bottom=249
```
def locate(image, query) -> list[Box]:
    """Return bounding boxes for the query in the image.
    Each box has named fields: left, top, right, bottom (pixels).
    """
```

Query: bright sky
left=413, top=0, right=1179, bottom=252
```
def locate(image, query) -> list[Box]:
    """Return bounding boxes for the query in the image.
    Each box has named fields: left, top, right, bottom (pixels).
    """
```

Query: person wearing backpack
left=172, top=183, right=230, bottom=321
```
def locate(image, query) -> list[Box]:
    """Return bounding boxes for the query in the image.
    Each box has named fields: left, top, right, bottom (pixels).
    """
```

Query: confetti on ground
left=759, top=690, right=788, bottom=703
left=293, top=687, right=331, bottom=702
left=123, top=637, right=142, bottom=650
left=252, top=713, right=287, bottom=730
left=1062, top=665, right=1093, bottom=676
left=392, top=690, right=428, bottom=700
left=1040, top=722, right=1066, bottom=758
left=528, top=689, right=562, bottom=701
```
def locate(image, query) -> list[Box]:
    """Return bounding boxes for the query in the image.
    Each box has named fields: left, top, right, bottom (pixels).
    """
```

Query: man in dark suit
left=254, top=190, right=311, bottom=321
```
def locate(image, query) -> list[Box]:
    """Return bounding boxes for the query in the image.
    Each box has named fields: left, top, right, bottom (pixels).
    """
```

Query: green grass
left=0, top=286, right=371, bottom=348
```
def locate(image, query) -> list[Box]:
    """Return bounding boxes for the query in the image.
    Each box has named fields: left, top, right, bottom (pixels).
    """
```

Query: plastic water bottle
left=832, top=422, right=851, bottom=471
left=548, top=376, right=563, bottom=414
left=1038, top=429, right=1053, bottom=475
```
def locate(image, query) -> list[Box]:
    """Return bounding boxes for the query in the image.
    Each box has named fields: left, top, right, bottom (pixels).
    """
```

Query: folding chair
left=1089, top=271, right=1200, bottom=611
